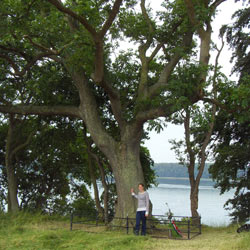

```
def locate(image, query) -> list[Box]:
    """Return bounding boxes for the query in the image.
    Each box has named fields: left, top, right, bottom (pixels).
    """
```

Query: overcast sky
left=144, top=0, right=243, bottom=163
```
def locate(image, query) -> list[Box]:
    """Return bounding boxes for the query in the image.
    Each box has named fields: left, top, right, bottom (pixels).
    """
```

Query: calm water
left=148, top=178, right=235, bottom=226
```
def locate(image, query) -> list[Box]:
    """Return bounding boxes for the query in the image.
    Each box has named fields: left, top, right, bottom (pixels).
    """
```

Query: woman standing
left=131, top=183, right=149, bottom=236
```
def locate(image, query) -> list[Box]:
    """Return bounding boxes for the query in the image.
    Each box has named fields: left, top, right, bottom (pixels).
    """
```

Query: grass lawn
left=0, top=213, right=249, bottom=250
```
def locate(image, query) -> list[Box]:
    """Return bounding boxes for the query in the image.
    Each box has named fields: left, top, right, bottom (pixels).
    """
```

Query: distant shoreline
left=156, top=177, right=214, bottom=181
left=153, top=163, right=212, bottom=179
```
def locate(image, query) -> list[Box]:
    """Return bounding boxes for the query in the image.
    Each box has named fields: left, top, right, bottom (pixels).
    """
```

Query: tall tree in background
left=0, top=116, right=98, bottom=215
left=5, top=115, right=35, bottom=212
left=0, top=55, right=81, bottom=212
left=0, top=0, right=226, bottom=218
left=209, top=5, right=250, bottom=223
left=169, top=35, right=227, bottom=219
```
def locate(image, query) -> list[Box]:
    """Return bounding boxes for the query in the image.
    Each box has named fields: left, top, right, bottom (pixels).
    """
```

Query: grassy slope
left=0, top=213, right=249, bottom=250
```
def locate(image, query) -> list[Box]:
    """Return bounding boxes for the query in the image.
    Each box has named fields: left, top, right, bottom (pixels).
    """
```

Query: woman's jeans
left=135, top=211, right=146, bottom=235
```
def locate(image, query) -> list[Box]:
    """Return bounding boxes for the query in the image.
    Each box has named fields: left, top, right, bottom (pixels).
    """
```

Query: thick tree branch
left=48, top=0, right=122, bottom=84
left=141, top=0, right=153, bottom=32
left=0, top=51, right=58, bottom=77
left=148, top=43, right=163, bottom=63
left=135, top=103, right=175, bottom=124
left=137, top=18, right=184, bottom=101
left=69, top=70, right=117, bottom=157
left=140, top=0, right=155, bottom=52
left=93, top=0, right=123, bottom=83
left=100, top=79, right=125, bottom=129
left=137, top=42, right=163, bottom=98
left=47, top=0, right=97, bottom=37
left=99, top=0, right=123, bottom=38
left=184, top=0, right=223, bottom=93
left=137, top=0, right=158, bottom=98
left=185, top=0, right=226, bottom=37
left=0, top=105, right=80, bottom=118
left=184, top=0, right=204, bottom=35
left=64, top=4, right=123, bottom=127
left=92, top=41, right=104, bottom=83
left=148, top=29, right=193, bottom=98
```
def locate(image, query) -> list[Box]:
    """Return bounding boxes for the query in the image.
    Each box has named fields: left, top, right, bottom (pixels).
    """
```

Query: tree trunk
left=110, top=141, right=145, bottom=221
left=190, top=185, right=199, bottom=218
left=7, top=191, right=11, bottom=212
left=6, top=164, right=19, bottom=212
left=5, top=117, right=19, bottom=213
left=71, top=71, right=149, bottom=221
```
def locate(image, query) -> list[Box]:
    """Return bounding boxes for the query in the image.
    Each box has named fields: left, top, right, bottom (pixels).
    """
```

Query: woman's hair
left=138, top=183, right=144, bottom=188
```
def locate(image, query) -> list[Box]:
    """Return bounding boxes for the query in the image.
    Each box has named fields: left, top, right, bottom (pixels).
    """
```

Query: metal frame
left=70, top=213, right=201, bottom=240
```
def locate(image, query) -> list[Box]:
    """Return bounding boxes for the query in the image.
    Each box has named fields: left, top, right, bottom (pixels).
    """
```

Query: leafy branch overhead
left=0, top=1, right=222, bottom=121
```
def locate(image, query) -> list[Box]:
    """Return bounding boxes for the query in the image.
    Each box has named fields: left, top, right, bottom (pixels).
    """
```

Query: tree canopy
left=0, top=0, right=232, bottom=218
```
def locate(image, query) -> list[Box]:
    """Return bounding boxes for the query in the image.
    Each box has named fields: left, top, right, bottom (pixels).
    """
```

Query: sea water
left=148, top=178, right=235, bottom=226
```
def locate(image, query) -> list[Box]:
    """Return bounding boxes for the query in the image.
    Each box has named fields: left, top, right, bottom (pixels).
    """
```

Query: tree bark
left=5, top=117, right=19, bottom=213
left=6, top=165, right=19, bottom=213
left=5, top=116, right=36, bottom=212
left=189, top=172, right=200, bottom=219
left=190, top=183, right=200, bottom=226
left=111, top=140, right=145, bottom=220
left=190, top=183, right=199, bottom=218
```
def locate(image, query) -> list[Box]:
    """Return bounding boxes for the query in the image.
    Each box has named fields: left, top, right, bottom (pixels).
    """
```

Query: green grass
left=0, top=212, right=249, bottom=250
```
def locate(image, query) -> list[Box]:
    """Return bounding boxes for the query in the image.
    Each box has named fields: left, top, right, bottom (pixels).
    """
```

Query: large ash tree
left=0, top=0, right=225, bottom=218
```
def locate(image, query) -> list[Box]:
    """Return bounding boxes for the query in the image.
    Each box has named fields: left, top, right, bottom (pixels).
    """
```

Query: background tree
left=5, top=115, right=36, bottom=212
left=0, top=0, right=226, bottom=218
left=209, top=5, right=250, bottom=223
left=0, top=60, right=96, bottom=213
left=169, top=36, right=227, bottom=219
left=0, top=52, right=82, bottom=213
left=0, top=116, right=98, bottom=215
